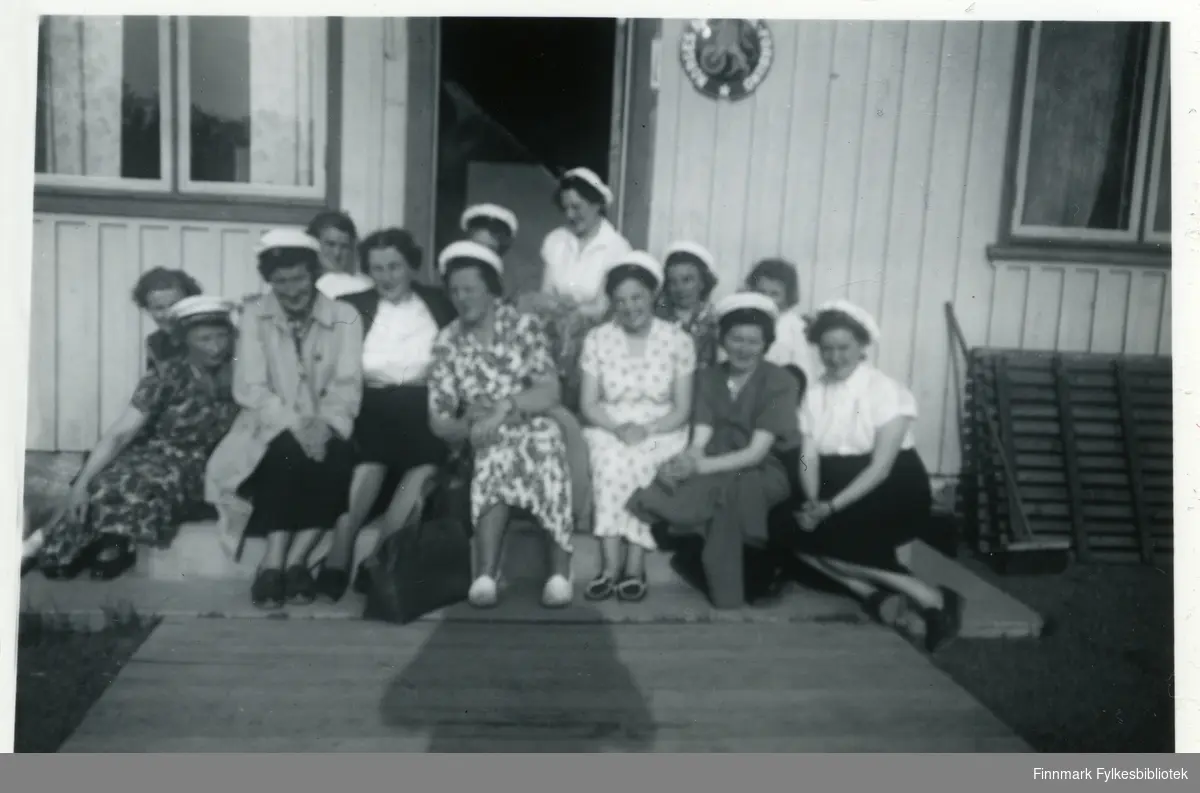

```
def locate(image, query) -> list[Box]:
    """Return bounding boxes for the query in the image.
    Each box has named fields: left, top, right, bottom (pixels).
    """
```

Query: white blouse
left=765, top=308, right=819, bottom=383
left=540, top=218, right=632, bottom=314
left=361, top=295, right=440, bottom=387
left=799, top=363, right=918, bottom=456
left=317, top=271, right=375, bottom=300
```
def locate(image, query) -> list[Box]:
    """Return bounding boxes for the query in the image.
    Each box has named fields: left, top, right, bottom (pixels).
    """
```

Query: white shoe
left=541, top=574, right=574, bottom=608
left=22, top=529, right=44, bottom=560
left=468, top=575, right=499, bottom=608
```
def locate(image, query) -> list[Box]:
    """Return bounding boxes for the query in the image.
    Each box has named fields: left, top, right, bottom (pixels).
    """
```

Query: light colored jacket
left=205, top=290, right=364, bottom=555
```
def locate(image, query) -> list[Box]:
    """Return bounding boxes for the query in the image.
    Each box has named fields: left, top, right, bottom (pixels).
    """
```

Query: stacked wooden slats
left=960, top=349, right=1173, bottom=565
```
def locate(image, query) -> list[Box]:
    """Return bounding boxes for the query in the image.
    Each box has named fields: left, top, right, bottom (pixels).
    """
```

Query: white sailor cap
left=715, top=291, right=780, bottom=322
left=561, top=167, right=614, bottom=207
left=607, top=250, right=665, bottom=291
left=437, top=240, right=505, bottom=278
left=256, top=228, right=322, bottom=256
left=663, top=240, right=717, bottom=273
left=460, top=203, right=519, bottom=237
left=169, top=295, right=237, bottom=327
left=814, top=299, right=881, bottom=345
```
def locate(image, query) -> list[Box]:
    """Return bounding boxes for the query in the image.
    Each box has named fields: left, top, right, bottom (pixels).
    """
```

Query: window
left=1004, top=21, right=1170, bottom=255
left=35, top=15, right=328, bottom=202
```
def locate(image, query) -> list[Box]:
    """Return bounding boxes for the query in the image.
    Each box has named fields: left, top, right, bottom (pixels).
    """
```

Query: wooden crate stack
left=960, top=349, right=1172, bottom=565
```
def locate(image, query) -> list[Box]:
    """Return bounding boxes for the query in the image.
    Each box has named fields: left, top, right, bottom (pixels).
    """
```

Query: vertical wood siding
left=647, top=20, right=1172, bottom=477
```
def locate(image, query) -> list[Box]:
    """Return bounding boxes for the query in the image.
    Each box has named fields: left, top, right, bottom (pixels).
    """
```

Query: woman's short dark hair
left=718, top=308, right=777, bottom=350
left=131, top=268, right=202, bottom=309
left=306, top=210, right=358, bottom=241
left=805, top=309, right=870, bottom=347
left=745, top=258, right=800, bottom=308
left=257, top=247, right=323, bottom=283
left=464, top=217, right=515, bottom=254
left=554, top=174, right=607, bottom=211
left=358, top=228, right=423, bottom=273
left=443, top=258, right=504, bottom=297
left=664, top=253, right=718, bottom=302
left=604, top=264, right=659, bottom=299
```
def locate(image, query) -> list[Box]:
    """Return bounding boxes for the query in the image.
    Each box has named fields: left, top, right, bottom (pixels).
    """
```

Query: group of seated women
left=21, top=166, right=964, bottom=653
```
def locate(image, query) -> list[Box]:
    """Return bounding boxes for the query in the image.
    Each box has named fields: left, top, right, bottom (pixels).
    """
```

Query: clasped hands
left=466, top=398, right=516, bottom=450
left=291, top=416, right=333, bottom=461
left=794, top=500, right=835, bottom=532
left=656, top=449, right=701, bottom=491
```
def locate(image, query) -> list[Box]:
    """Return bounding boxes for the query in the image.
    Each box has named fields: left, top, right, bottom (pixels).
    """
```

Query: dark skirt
left=773, top=448, right=932, bottom=573
left=238, top=431, right=356, bottom=536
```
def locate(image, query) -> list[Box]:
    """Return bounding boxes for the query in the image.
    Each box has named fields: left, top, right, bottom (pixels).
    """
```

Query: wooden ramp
left=61, top=617, right=1030, bottom=752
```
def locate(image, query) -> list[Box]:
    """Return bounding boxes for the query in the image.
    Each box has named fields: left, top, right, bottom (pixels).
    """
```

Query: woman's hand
left=465, top=400, right=495, bottom=423
left=56, top=482, right=90, bottom=525
left=614, top=423, right=649, bottom=446
left=469, top=400, right=511, bottom=450
left=292, top=418, right=330, bottom=461
left=795, top=500, right=833, bottom=531
left=659, top=453, right=698, bottom=484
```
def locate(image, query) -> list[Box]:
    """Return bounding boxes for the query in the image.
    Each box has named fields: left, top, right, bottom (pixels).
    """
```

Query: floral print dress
left=39, top=358, right=240, bottom=567
left=427, top=302, right=575, bottom=551
left=580, top=319, right=696, bottom=550
left=655, top=298, right=720, bottom=369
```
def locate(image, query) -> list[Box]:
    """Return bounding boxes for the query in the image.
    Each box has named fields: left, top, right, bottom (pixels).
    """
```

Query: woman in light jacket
left=205, top=229, right=365, bottom=610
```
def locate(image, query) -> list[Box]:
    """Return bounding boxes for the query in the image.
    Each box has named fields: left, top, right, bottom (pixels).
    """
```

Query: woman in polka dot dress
left=579, top=251, right=696, bottom=602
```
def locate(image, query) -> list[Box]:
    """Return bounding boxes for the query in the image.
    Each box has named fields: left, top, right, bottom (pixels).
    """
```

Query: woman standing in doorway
left=534, top=167, right=632, bottom=407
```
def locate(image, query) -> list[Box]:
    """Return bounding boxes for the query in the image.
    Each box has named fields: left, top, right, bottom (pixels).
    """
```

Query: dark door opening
left=435, top=18, right=619, bottom=295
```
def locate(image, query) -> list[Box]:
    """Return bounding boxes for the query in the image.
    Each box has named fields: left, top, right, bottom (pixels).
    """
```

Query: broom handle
left=944, top=303, right=1037, bottom=543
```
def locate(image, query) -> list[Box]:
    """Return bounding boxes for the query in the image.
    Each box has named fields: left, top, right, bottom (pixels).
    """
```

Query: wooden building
left=29, top=17, right=1171, bottom=483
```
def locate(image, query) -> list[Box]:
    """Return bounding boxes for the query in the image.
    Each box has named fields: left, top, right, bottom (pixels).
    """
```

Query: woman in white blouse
left=788, top=300, right=964, bottom=653
left=314, top=228, right=458, bottom=602
left=533, top=167, right=632, bottom=407
left=744, top=258, right=818, bottom=390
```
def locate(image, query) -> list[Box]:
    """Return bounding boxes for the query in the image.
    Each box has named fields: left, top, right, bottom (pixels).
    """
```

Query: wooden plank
left=97, top=222, right=141, bottom=430
left=1114, top=360, right=1154, bottom=564
left=1056, top=267, right=1099, bottom=352
left=181, top=226, right=223, bottom=296
left=1090, top=269, right=1131, bottom=354
left=55, top=221, right=102, bottom=450
left=706, top=50, right=758, bottom=292
left=987, top=265, right=1029, bottom=349
left=27, top=218, right=58, bottom=450
left=1123, top=269, right=1168, bottom=355
left=1021, top=267, right=1064, bottom=349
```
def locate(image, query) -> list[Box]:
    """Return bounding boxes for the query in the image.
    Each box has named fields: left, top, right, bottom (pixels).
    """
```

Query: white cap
left=663, top=240, right=716, bottom=273
left=256, top=228, right=321, bottom=256
left=437, top=240, right=505, bottom=277
left=561, top=167, right=614, bottom=207
left=607, top=250, right=665, bottom=291
left=460, top=203, right=519, bottom=237
left=715, top=291, right=780, bottom=322
left=814, top=299, right=881, bottom=345
left=169, top=295, right=237, bottom=326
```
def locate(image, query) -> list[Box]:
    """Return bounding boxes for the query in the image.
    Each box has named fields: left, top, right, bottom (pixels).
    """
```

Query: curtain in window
left=248, top=17, right=317, bottom=187
left=40, top=16, right=124, bottom=177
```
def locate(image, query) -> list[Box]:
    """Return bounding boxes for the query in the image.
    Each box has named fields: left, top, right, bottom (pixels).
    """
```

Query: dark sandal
left=615, top=575, right=648, bottom=602
left=584, top=573, right=617, bottom=601
left=251, top=568, right=286, bottom=610
left=89, top=538, right=136, bottom=580
left=314, top=564, right=351, bottom=603
left=352, top=561, right=373, bottom=596
left=284, top=565, right=317, bottom=605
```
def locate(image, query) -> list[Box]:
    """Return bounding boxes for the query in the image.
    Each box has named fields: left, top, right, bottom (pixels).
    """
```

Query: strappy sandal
left=284, top=565, right=317, bottom=605
left=89, top=537, right=136, bottom=581
left=251, top=568, right=286, bottom=610
left=584, top=573, right=617, bottom=601
left=615, top=575, right=648, bottom=603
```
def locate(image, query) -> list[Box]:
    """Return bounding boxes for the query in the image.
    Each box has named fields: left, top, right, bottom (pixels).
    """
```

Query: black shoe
left=314, top=565, right=351, bottom=603
left=352, top=562, right=373, bottom=596
left=284, top=565, right=317, bottom=605
left=863, top=590, right=903, bottom=624
left=89, top=537, right=136, bottom=580
left=923, top=586, right=964, bottom=653
left=251, top=568, right=285, bottom=610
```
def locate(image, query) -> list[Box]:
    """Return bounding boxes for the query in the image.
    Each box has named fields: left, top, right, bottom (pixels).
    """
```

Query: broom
left=945, top=303, right=1071, bottom=575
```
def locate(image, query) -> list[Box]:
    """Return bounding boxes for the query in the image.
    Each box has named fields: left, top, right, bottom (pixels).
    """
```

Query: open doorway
left=435, top=18, right=620, bottom=295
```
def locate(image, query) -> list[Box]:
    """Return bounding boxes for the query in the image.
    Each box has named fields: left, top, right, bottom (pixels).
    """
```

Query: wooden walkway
left=61, top=616, right=1030, bottom=752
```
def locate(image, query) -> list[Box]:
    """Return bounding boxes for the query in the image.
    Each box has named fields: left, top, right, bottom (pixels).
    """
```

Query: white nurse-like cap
left=715, top=291, right=780, bottom=322
left=814, top=299, right=881, bottom=345
left=608, top=250, right=665, bottom=291
left=460, top=203, right=519, bottom=237
left=561, top=167, right=614, bottom=207
left=256, top=228, right=322, bottom=256
left=169, top=295, right=237, bottom=327
left=663, top=240, right=716, bottom=273
left=437, top=240, right=505, bottom=277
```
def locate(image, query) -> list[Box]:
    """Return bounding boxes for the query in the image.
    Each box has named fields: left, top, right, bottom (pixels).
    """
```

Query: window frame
left=1143, top=33, right=1171, bottom=248
left=33, top=16, right=342, bottom=225
left=989, top=21, right=1171, bottom=267
left=34, top=16, right=175, bottom=194
left=176, top=16, right=329, bottom=201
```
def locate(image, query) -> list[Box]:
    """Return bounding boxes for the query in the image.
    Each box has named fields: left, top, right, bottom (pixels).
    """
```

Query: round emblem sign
left=679, top=19, right=774, bottom=102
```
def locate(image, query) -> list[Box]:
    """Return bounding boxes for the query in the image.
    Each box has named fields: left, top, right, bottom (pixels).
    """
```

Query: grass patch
left=931, top=558, right=1174, bottom=752
left=15, top=607, right=160, bottom=753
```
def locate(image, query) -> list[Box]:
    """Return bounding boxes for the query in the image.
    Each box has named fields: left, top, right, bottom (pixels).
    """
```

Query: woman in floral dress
left=579, top=252, right=696, bottom=602
left=427, top=240, right=576, bottom=610
left=655, top=241, right=721, bottom=369
left=27, top=296, right=241, bottom=580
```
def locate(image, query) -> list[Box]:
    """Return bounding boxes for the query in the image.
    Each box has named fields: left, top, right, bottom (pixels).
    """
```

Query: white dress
left=540, top=218, right=632, bottom=317
left=765, top=309, right=819, bottom=385
left=580, top=319, right=696, bottom=550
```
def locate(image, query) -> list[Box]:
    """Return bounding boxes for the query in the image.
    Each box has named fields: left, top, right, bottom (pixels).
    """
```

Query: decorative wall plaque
left=679, top=19, right=774, bottom=101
